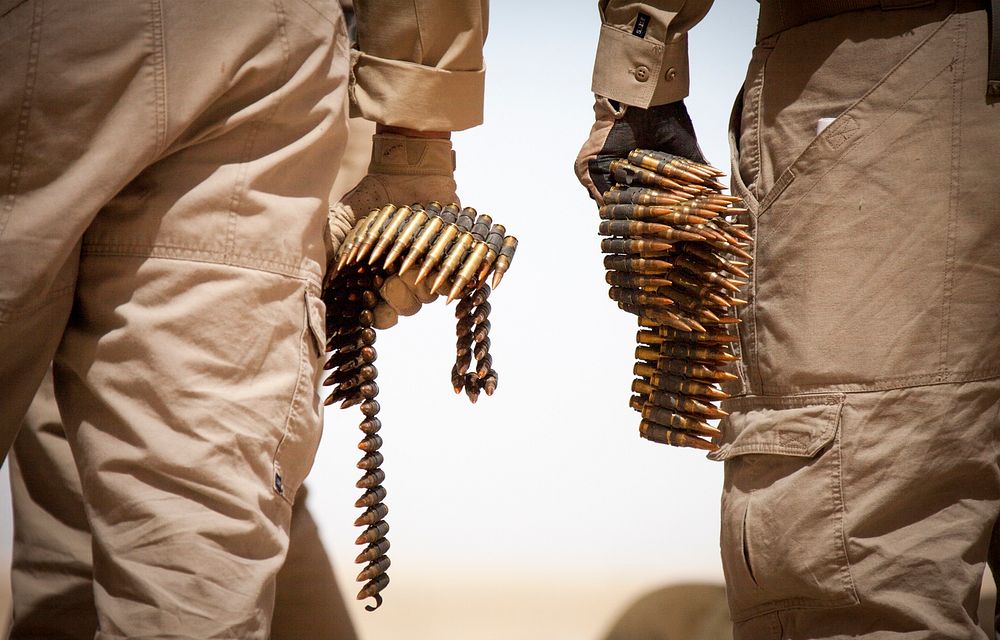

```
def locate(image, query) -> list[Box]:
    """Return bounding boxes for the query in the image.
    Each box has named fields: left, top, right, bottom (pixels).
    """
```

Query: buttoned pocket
left=272, top=288, right=326, bottom=504
left=710, top=394, right=858, bottom=622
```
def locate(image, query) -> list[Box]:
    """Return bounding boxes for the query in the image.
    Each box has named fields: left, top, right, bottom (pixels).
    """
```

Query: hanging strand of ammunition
left=323, top=202, right=518, bottom=611
left=598, top=149, right=752, bottom=452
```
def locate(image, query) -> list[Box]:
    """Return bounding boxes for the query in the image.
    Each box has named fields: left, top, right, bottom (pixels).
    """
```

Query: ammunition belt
left=323, top=202, right=517, bottom=611
left=598, top=150, right=751, bottom=452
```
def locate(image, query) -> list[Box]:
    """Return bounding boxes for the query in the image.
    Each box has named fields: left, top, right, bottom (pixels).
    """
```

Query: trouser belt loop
left=989, top=0, right=1000, bottom=96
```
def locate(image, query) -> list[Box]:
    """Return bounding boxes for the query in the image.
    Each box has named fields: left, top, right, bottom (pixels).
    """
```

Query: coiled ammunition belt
left=599, top=150, right=751, bottom=452
left=323, top=202, right=517, bottom=611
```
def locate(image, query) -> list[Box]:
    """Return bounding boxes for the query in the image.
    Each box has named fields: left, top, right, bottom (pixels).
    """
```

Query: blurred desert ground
left=1, top=2, right=997, bottom=639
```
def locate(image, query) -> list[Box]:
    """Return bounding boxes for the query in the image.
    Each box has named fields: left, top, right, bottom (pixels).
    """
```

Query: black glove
left=575, top=96, right=707, bottom=204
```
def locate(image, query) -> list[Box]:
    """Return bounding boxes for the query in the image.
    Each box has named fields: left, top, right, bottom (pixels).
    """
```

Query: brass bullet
left=491, top=235, right=518, bottom=288
left=359, top=417, right=382, bottom=435
left=415, top=222, right=460, bottom=285
left=658, top=327, right=737, bottom=344
left=355, top=538, right=390, bottom=564
left=340, top=211, right=377, bottom=270
left=659, top=342, right=737, bottom=363
left=601, top=238, right=675, bottom=255
left=681, top=244, right=750, bottom=279
left=431, top=232, right=475, bottom=295
left=648, top=373, right=729, bottom=400
left=603, top=186, right=686, bottom=206
left=659, top=358, right=738, bottom=382
left=481, top=371, right=498, bottom=396
left=605, top=271, right=672, bottom=289
left=639, top=420, right=719, bottom=451
left=357, top=556, right=391, bottom=583
left=368, top=205, right=412, bottom=265
left=641, top=404, right=719, bottom=437
left=464, top=372, right=481, bottom=403
left=627, top=149, right=711, bottom=184
left=399, top=216, right=444, bottom=276
left=354, top=204, right=397, bottom=264
left=355, top=502, right=389, bottom=527
left=603, top=255, right=672, bottom=273
left=357, top=451, right=384, bottom=471
left=446, top=242, right=489, bottom=304
left=357, top=574, right=390, bottom=605
left=334, top=221, right=362, bottom=275
left=609, top=287, right=673, bottom=308
left=618, top=303, right=692, bottom=331
left=383, top=209, right=429, bottom=270
left=609, top=159, right=707, bottom=195
left=631, top=380, right=729, bottom=419
left=355, top=519, right=389, bottom=545
left=358, top=434, right=383, bottom=453
left=451, top=364, right=465, bottom=393
left=356, top=468, right=386, bottom=490
left=355, top=485, right=387, bottom=508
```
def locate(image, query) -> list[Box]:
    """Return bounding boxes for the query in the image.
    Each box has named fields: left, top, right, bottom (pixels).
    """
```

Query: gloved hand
left=575, top=96, right=707, bottom=205
left=325, top=129, right=458, bottom=329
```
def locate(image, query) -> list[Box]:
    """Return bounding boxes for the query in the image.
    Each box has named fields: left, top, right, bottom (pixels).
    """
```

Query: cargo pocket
left=709, top=394, right=858, bottom=622
left=272, top=288, right=326, bottom=504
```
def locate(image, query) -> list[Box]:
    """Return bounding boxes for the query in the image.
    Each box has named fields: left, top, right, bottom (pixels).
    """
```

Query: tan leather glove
left=326, top=131, right=459, bottom=329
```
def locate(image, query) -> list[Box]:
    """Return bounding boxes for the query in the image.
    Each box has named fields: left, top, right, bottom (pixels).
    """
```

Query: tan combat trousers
left=0, top=1, right=348, bottom=636
left=714, top=1, right=1000, bottom=638
left=9, top=371, right=359, bottom=639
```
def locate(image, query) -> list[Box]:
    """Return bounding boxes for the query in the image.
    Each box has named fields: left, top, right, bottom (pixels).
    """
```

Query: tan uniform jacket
left=591, top=0, right=713, bottom=107
left=351, top=0, right=489, bottom=131
left=350, top=1, right=712, bottom=131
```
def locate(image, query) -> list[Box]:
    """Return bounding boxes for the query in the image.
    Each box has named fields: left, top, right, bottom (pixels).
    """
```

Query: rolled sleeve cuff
left=591, top=25, right=690, bottom=108
left=349, top=50, right=485, bottom=132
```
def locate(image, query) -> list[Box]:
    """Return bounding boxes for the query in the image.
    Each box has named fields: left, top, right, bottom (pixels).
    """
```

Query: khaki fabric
left=9, top=372, right=358, bottom=640
left=350, top=0, right=488, bottom=130
left=713, top=1, right=1000, bottom=637
left=591, top=0, right=714, bottom=107
left=0, top=0, right=349, bottom=636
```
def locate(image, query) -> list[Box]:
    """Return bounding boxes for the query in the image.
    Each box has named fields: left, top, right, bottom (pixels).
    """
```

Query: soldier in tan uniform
left=578, top=1, right=1000, bottom=638
left=0, top=1, right=484, bottom=637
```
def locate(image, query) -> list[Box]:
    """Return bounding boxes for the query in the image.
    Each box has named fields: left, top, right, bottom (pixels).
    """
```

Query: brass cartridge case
left=357, top=556, right=391, bottom=582
left=399, top=216, right=444, bottom=276
left=448, top=242, right=490, bottom=302
left=356, top=468, right=386, bottom=490
left=601, top=238, right=675, bottom=255
left=354, top=204, right=397, bottom=264
left=491, top=235, right=518, bottom=288
left=415, top=223, right=460, bottom=285
left=431, top=232, right=475, bottom=295
left=639, top=420, right=718, bottom=451
left=603, top=255, right=672, bottom=273
left=605, top=271, right=672, bottom=289
left=383, top=209, right=429, bottom=269
left=368, top=205, right=412, bottom=265
left=355, top=519, right=390, bottom=545
left=354, top=502, right=389, bottom=527
left=355, top=538, right=390, bottom=564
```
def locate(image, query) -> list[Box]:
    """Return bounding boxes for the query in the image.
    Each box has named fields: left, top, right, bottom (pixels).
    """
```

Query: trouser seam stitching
left=0, top=0, right=42, bottom=243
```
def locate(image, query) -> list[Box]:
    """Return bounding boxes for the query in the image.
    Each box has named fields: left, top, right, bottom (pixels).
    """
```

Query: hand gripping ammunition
left=323, top=202, right=518, bottom=611
left=595, top=149, right=752, bottom=453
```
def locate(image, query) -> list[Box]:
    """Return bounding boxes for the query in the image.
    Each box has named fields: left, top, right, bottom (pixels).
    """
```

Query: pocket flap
left=305, top=289, right=326, bottom=356
left=709, top=394, right=845, bottom=461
